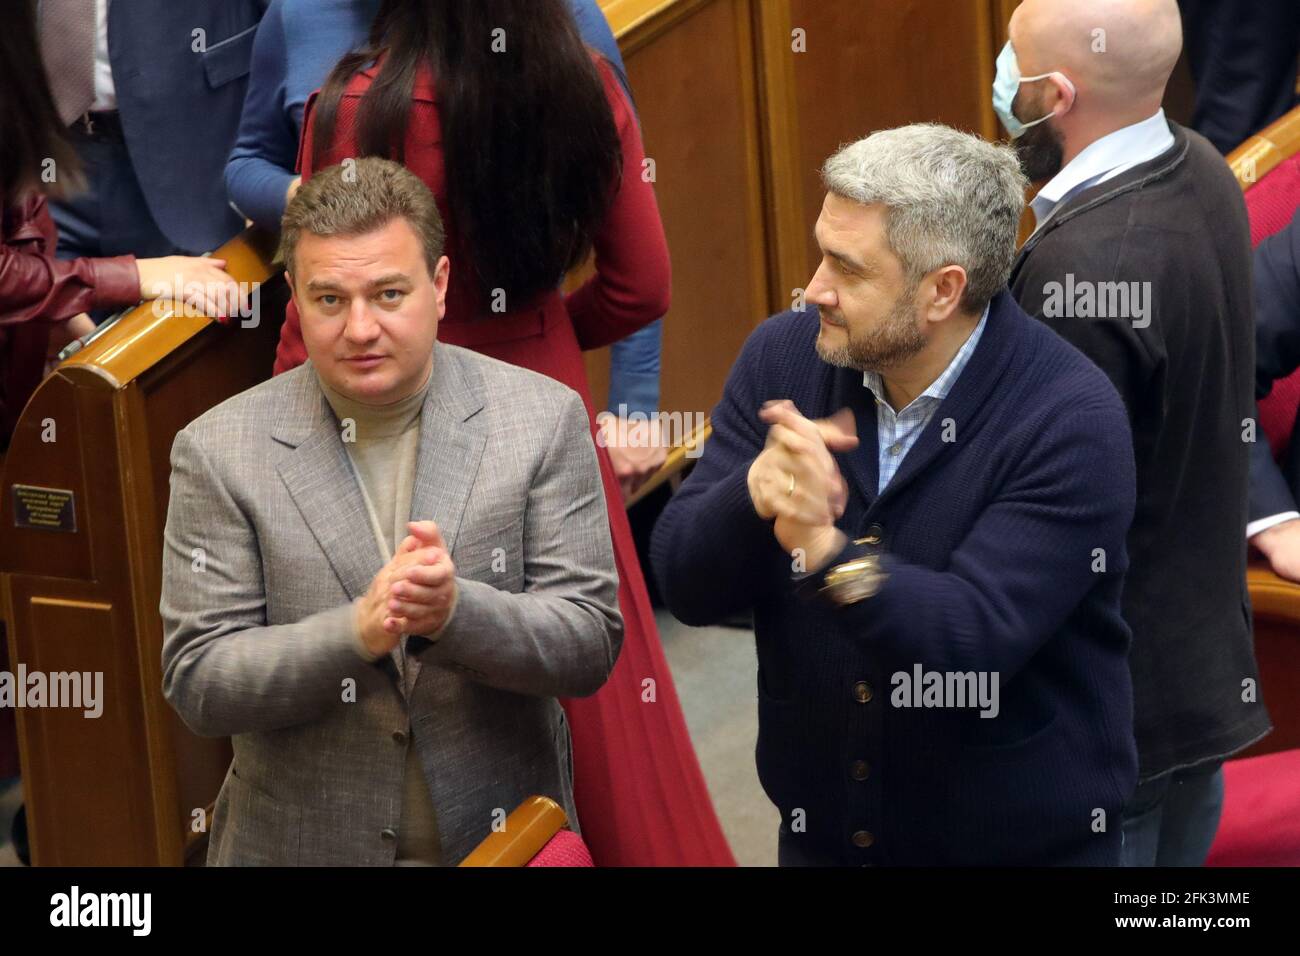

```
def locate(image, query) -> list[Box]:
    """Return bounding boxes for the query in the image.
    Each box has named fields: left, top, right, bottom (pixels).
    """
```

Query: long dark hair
left=312, top=0, right=623, bottom=307
left=0, top=0, right=82, bottom=202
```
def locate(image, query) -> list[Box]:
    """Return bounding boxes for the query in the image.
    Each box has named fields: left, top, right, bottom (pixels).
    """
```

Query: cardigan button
left=850, top=760, right=870, bottom=781
left=852, top=830, right=874, bottom=848
left=856, top=524, right=883, bottom=546
left=380, top=827, right=397, bottom=842
left=853, top=681, right=873, bottom=703
left=392, top=730, right=408, bottom=745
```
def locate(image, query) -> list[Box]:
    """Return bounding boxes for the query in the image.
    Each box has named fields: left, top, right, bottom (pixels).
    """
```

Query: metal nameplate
left=11, top=484, right=77, bottom=533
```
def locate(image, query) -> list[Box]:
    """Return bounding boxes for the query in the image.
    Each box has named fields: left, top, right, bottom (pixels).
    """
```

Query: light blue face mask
left=992, top=40, right=1075, bottom=139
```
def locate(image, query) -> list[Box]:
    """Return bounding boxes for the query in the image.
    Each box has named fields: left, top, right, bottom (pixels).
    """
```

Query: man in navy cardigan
left=651, top=124, right=1139, bottom=866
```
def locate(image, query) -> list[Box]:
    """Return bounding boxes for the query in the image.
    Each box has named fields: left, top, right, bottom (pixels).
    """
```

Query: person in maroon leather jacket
left=0, top=193, right=135, bottom=444
left=0, top=0, right=244, bottom=449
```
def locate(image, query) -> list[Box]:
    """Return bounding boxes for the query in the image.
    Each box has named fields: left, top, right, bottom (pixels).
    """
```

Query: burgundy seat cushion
left=526, top=828, right=595, bottom=867
left=1207, top=749, right=1300, bottom=866
left=1246, top=154, right=1300, bottom=245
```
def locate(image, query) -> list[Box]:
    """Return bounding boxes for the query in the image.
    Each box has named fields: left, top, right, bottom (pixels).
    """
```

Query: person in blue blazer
left=1248, top=207, right=1300, bottom=581
left=46, top=0, right=269, bottom=258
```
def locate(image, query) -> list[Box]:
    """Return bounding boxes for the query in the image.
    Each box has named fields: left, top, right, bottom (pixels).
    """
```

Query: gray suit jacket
left=160, top=343, right=623, bottom=865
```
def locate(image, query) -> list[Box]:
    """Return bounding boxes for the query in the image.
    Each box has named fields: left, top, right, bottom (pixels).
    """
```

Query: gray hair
left=820, top=123, right=1027, bottom=313
left=278, top=156, right=446, bottom=278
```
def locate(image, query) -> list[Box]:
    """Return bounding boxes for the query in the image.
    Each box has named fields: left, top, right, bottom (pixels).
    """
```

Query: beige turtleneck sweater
left=319, top=367, right=441, bottom=866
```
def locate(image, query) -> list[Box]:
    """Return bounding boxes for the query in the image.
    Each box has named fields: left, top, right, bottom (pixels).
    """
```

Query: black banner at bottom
left=0, top=865, right=1290, bottom=941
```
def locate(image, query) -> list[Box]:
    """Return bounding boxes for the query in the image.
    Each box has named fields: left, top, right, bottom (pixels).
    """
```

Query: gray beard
left=814, top=296, right=926, bottom=373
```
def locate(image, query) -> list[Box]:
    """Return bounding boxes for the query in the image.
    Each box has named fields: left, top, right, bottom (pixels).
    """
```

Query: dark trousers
left=1180, top=0, right=1300, bottom=154
left=1120, top=761, right=1226, bottom=866
left=49, top=116, right=184, bottom=321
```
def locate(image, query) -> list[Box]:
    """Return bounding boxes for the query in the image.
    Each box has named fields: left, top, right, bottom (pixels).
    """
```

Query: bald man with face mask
left=1001, top=0, right=1272, bottom=867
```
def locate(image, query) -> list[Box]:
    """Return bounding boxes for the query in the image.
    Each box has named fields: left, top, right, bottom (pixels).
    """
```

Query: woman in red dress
left=273, top=0, right=733, bottom=866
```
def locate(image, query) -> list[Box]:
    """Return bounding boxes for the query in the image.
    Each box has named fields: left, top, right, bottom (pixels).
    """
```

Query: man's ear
left=432, top=255, right=451, bottom=317
left=1047, top=72, right=1077, bottom=117
left=284, top=269, right=296, bottom=301
left=925, top=265, right=968, bottom=322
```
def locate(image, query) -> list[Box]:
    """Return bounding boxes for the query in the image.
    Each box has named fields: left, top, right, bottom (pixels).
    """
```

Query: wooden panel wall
left=782, top=0, right=1002, bottom=285
left=587, top=0, right=769, bottom=421
left=594, top=0, right=1018, bottom=419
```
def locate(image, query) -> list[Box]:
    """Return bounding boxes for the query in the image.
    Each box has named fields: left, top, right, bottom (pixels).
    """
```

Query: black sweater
left=1011, top=121, right=1272, bottom=778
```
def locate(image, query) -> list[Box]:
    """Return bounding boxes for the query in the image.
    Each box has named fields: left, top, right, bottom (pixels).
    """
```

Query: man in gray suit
left=160, top=158, right=623, bottom=866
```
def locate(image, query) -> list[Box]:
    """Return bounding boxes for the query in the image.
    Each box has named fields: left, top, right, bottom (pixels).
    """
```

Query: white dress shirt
left=92, top=0, right=117, bottom=111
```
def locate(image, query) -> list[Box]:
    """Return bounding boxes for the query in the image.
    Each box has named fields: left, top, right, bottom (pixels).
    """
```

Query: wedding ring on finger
left=785, top=471, right=796, bottom=497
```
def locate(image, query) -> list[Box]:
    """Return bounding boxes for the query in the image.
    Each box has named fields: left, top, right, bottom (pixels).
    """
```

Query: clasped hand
left=747, top=400, right=859, bottom=571
left=356, top=520, right=457, bottom=657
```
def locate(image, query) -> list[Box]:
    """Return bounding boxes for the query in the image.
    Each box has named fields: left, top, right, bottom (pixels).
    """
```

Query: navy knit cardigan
left=651, top=289, right=1139, bottom=865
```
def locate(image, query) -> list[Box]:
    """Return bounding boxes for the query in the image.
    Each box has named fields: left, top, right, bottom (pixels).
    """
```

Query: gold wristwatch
left=818, top=553, right=885, bottom=606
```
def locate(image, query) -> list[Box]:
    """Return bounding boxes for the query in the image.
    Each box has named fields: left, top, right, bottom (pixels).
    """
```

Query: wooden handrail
left=457, top=796, right=568, bottom=867
left=601, top=0, right=712, bottom=54
left=1247, top=563, right=1300, bottom=624
left=60, top=228, right=281, bottom=390
left=1226, top=103, right=1300, bottom=191
left=625, top=419, right=711, bottom=508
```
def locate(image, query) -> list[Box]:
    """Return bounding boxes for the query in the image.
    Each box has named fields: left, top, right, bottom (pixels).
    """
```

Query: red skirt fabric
left=564, top=437, right=736, bottom=865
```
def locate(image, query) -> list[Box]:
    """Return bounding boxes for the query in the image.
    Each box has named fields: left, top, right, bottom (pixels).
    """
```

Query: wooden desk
left=0, top=229, right=285, bottom=865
